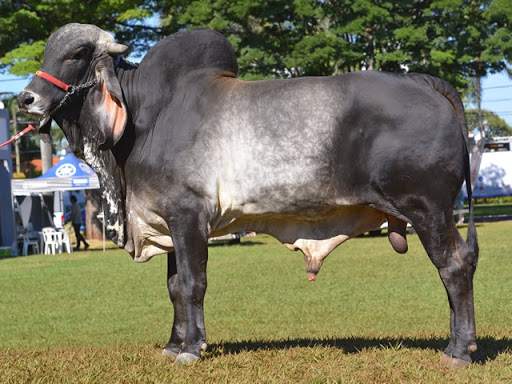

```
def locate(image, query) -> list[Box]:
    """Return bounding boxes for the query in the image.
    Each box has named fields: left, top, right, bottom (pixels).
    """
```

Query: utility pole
left=10, top=103, right=21, bottom=174
left=41, top=128, right=53, bottom=174
left=470, top=74, right=489, bottom=190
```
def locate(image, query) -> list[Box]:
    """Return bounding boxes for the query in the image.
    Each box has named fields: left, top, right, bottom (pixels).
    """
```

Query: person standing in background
left=454, top=190, right=465, bottom=224
left=69, top=195, right=89, bottom=250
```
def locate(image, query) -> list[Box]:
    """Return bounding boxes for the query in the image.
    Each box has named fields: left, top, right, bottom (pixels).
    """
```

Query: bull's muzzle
left=17, top=90, right=36, bottom=113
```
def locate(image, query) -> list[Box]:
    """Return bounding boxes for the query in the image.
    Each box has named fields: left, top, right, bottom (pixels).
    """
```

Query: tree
left=466, top=109, right=512, bottom=137
left=0, top=0, right=153, bottom=76
left=2, top=0, right=512, bottom=84
left=483, top=0, right=512, bottom=76
left=150, top=0, right=512, bottom=88
left=3, top=0, right=512, bottom=237
left=153, top=0, right=330, bottom=79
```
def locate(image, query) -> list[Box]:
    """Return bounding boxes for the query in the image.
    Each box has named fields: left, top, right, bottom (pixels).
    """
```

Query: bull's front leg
left=167, top=212, right=209, bottom=364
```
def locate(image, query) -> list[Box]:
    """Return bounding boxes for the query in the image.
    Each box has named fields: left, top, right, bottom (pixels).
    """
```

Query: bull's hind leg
left=410, top=210, right=477, bottom=367
left=163, top=251, right=188, bottom=357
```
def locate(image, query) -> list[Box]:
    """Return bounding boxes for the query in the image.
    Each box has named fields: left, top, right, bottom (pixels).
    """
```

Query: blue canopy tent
left=11, top=153, right=104, bottom=254
left=11, top=153, right=99, bottom=195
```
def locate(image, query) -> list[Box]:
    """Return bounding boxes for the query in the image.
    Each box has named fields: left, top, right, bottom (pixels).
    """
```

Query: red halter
left=35, top=70, right=71, bottom=92
left=33, top=69, right=98, bottom=116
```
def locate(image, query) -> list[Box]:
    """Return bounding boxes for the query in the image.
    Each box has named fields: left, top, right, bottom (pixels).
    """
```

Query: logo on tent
left=79, top=163, right=95, bottom=175
left=55, top=163, right=76, bottom=177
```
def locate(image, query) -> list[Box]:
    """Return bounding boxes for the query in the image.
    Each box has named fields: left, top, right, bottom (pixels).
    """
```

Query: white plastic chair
left=22, top=233, right=40, bottom=256
left=42, top=227, right=59, bottom=255
left=61, top=227, right=73, bottom=254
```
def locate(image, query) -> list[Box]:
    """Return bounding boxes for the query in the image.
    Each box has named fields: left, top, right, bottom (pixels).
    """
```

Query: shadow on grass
left=205, top=336, right=512, bottom=364
left=208, top=240, right=265, bottom=247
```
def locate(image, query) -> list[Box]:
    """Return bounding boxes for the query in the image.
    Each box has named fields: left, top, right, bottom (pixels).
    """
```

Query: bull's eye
left=66, top=47, right=89, bottom=62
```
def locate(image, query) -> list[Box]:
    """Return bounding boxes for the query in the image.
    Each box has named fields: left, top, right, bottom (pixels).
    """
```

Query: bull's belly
left=127, top=204, right=387, bottom=264
left=210, top=205, right=387, bottom=272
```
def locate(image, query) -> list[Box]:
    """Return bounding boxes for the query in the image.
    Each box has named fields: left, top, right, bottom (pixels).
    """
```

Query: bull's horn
left=105, top=41, right=129, bottom=55
left=97, top=28, right=129, bottom=55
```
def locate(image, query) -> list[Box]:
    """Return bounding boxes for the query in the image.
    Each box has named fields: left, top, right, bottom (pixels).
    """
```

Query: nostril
left=24, top=95, right=34, bottom=106
left=18, top=91, right=35, bottom=108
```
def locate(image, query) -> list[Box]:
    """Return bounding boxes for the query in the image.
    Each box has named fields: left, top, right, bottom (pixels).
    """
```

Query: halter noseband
left=34, top=69, right=98, bottom=117
left=35, top=70, right=72, bottom=92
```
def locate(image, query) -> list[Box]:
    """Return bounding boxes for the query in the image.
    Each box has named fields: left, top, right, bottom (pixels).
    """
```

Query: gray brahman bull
left=18, top=23, right=478, bottom=366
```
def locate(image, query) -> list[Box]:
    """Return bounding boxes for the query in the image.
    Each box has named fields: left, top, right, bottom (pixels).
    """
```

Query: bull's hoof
left=162, top=347, right=179, bottom=357
left=440, top=353, right=471, bottom=368
left=174, top=352, right=200, bottom=364
left=162, top=343, right=182, bottom=357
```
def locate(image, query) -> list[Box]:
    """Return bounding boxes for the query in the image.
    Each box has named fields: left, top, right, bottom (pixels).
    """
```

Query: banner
left=473, top=151, right=512, bottom=198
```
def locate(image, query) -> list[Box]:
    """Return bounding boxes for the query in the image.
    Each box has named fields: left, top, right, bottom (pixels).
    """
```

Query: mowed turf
left=0, top=221, right=511, bottom=383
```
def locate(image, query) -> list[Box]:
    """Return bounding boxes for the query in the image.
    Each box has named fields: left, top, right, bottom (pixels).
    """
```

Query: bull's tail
left=459, top=135, right=479, bottom=266
left=416, top=74, right=479, bottom=263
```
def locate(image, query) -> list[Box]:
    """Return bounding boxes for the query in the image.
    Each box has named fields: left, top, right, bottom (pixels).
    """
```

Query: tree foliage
left=0, top=0, right=153, bottom=75
left=484, top=0, right=512, bottom=76
left=152, top=0, right=512, bottom=88
left=1, top=0, right=512, bottom=90
left=466, top=109, right=512, bottom=137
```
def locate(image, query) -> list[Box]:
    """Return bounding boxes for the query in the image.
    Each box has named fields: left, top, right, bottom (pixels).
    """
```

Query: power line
left=0, top=76, right=30, bottom=82
left=484, top=98, right=512, bottom=102
left=483, top=85, right=512, bottom=90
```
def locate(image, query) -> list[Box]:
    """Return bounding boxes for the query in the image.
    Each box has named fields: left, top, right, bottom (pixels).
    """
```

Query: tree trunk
left=85, top=189, right=103, bottom=240
left=470, top=75, right=487, bottom=189
left=40, top=140, right=53, bottom=174
left=365, top=28, right=375, bottom=71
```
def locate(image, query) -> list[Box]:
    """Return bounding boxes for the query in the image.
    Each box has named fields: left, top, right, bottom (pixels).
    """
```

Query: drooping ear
left=89, top=59, right=128, bottom=150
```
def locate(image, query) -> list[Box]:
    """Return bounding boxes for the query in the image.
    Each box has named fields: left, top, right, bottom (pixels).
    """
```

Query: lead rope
left=0, top=124, right=37, bottom=148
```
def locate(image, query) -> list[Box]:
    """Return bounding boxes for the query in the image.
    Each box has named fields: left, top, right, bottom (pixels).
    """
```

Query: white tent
left=473, top=151, right=512, bottom=198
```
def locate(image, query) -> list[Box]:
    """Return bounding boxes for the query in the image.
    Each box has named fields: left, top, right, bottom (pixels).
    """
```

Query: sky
left=477, top=71, right=512, bottom=128
left=1, top=66, right=511, bottom=129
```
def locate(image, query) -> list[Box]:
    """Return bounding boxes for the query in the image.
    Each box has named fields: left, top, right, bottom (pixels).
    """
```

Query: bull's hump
left=141, top=28, right=238, bottom=79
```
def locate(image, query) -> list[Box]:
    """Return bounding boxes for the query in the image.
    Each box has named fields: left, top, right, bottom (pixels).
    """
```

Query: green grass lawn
left=1, top=221, right=511, bottom=383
